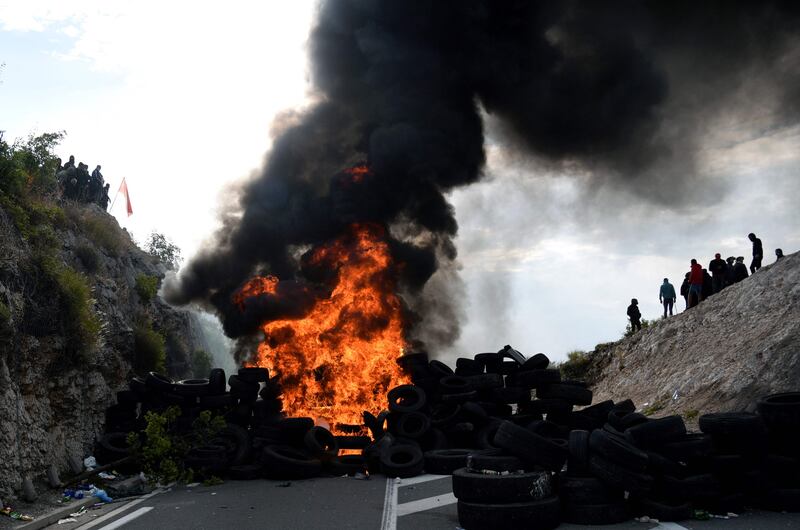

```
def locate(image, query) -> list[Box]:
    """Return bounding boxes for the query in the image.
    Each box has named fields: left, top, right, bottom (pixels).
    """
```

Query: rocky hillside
left=0, top=199, right=215, bottom=496
left=582, top=251, right=799, bottom=420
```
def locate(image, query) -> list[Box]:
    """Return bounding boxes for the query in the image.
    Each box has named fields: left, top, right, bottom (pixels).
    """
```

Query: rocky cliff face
left=585, top=251, right=800, bottom=419
left=0, top=202, right=214, bottom=496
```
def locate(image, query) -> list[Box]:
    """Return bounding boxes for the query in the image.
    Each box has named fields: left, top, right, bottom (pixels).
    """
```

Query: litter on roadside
left=57, top=517, right=77, bottom=524
left=0, top=507, right=34, bottom=521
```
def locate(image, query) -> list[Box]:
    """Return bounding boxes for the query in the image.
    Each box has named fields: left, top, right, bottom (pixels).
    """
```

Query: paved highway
left=48, top=475, right=800, bottom=530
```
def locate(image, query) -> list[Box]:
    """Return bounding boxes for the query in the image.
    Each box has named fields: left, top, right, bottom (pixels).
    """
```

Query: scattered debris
left=57, top=517, right=77, bottom=524
left=0, top=507, right=34, bottom=521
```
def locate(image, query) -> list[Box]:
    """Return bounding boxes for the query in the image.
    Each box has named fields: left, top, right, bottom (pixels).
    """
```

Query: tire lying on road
left=380, top=444, right=425, bottom=478
left=452, top=467, right=552, bottom=503
left=261, top=445, right=322, bottom=480
left=457, top=497, right=560, bottom=530
left=424, top=449, right=489, bottom=475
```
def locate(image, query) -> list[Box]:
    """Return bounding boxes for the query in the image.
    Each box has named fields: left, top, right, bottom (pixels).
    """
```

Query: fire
left=344, top=164, right=371, bottom=183
left=239, top=222, right=410, bottom=430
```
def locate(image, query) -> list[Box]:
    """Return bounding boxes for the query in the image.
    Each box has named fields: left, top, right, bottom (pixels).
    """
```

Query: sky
left=2, top=2, right=799, bottom=365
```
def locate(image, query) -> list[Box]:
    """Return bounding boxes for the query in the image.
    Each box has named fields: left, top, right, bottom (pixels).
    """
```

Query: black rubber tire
left=213, top=423, right=251, bottom=467
left=441, top=390, right=478, bottom=404
left=490, top=386, right=531, bottom=404
left=427, top=360, right=454, bottom=379
left=613, top=398, right=636, bottom=413
left=334, top=435, right=371, bottom=450
left=662, top=473, right=722, bottom=500
left=537, top=383, right=593, bottom=406
left=452, top=467, right=553, bottom=503
left=261, top=445, right=322, bottom=479
left=174, top=379, right=211, bottom=396
left=756, top=392, right=800, bottom=433
left=424, top=449, right=490, bottom=475
left=634, top=497, right=692, bottom=521
left=466, top=453, right=524, bottom=473
left=497, top=361, right=519, bottom=375
left=455, top=358, right=483, bottom=376
left=97, top=432, right=132, bottom=464
left=439, top=375, right=473, bottom=394
left=208, top=368, right=226, bottom=395
left=228, top=374, right=259, bottom=398
left=699, top=412, right=767, bottom=436
left=521, top=353, right=550, bottom=371
left=464, top=373, right=504, bottom=390
left=199, top=393, right=235, bottom=409
left=495, top=421, right=568, bottom=472
left=227, top=463, right=262, bottom=480
left=394, top=412, right=431, bottom=439
left=397, top=352, right=429, bottom=371
left=561, top=502, right=629, bottom=525
left=325, top=454, right=367, bottom=476
left=567, top=430, right=590, bottom=476
left=510, top=369, right=561, bottom=389
left=619, top=412, right=649, bottom=430
left=387, top=385, right=427, bottom=413
left=303, top=426, right=339, bottom=460
left=528, top=419, right=569, bottom=440
left=580, top=400, right=615, bottom=421
left=658, top=433, right=713, bottom=461
left=625, top=415, right=686, bottom=448
left=558, top=474, right=624, bottom=504
left=646, top=451, right=684, bottom=478
left=607, top=409, right=629, bottom=431
left=237, top=367, right=269, bottom=383
left=565, top=411, right=603, bottom=431
left=431, top=402, right=462, bottom=427
left=129, top=377, right=147, bottom=395
left=590, top=429, right=649, bottom=472
left=145, top=372, right=174, bottom=392
left=475, top=420, right=503, bottom=450
left=457, top=497, right=560, bottom=530
left=186, top=445, right=228, bottom=472
left=589, top=455, right=654, bottom=494
left=380, top=445, right=425, bottom=478
left=258, top=378, right=282, bottom=401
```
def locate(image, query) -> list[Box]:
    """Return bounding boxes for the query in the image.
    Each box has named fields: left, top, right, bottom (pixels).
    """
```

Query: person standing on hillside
left=733, top=256, right=749, bottom=282
left=659, top=278, right=677, bottom=318
left=724, top=256, right=736, bottom=288
left=775, top=248, right=784, bottom=261
left=709, top=253, right=727, bottom=294
left=688, top=259, right=703, bottom=308
left=749, top=233, right=763, bottom=273
left=627, top=298, right=642, bottom=332
left=680, top=273, right=690, bottom=309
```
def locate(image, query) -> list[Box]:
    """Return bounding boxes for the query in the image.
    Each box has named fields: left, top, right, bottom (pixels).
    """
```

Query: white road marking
left=380, top=478, right=399, bottom=530
left=396, top=474, right=450, bottom=486
left=397, top=493, right=457, bottom=517
left=96, top=507, right=153, bottom=530
left=656, top=523, right=690, bottom=530
left=76, top=489, right=163, bottom=529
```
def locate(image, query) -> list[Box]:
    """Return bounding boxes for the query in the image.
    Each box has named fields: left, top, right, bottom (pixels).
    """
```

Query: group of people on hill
left=627, top=233, right=787, bottom=332
left=56, top=155, right=110, bottom=210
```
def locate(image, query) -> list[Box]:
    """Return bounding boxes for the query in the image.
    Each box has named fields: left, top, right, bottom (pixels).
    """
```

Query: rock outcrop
left=586, top=251, right=800, bottom=419
left=0, top=202, right=214, bottom=496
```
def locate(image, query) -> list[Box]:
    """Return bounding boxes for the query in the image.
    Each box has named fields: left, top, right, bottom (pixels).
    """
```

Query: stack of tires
left=757, top=392, right=800, bottom=511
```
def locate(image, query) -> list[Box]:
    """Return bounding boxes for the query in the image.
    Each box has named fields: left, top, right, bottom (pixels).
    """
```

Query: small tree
left=145, top=232, right=182, bottom=271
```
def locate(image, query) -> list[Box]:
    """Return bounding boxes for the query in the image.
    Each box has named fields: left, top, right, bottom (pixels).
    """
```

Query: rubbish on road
left=84, top=456, right=97, bottom=470
left=1, top=507, right=34, bottom=521
left=98, top=471, right=116, bottom=480
left=694, top=509, right=710, bottom=520
left=70, top=506, right=88, bottom=518
left=90, top=487, right=113, bottom=503
left=57, top=517, right=77, bottom=524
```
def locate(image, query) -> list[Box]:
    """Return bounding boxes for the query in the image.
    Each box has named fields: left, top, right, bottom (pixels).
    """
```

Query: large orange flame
left=239, top=223, right=410, bottom=430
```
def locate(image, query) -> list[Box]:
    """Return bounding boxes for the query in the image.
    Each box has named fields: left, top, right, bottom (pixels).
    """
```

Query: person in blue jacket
left=659, top=278, right=677, bottom=318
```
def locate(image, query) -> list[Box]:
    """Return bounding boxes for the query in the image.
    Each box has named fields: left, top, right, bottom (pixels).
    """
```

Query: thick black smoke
left=166, top=0, right=800, bottom=346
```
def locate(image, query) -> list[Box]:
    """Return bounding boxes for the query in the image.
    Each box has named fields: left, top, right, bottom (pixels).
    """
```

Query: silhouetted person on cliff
left=88, top=165, right=103, bottom=204
left=688, top=259, right=703, bottom=308
left=749, top=233, right=763, bottom=273
left=775, top=248, right=784, bottom=261
left=702, top=269, right=713, bottom=300
left=680, top=273, right=690, bottom=309
left=99, top=183, right=110, bottom=210
left=724, top=256, right=736, bottom=288
left=733, top=256, right=749, bottom=283
left=709, top=253, right=727, bottom=294
left=627, top=298, right=641, bottom=332
left=659, top=278, right=676, bottom=318
left=63, top=155, right=75, bottom=170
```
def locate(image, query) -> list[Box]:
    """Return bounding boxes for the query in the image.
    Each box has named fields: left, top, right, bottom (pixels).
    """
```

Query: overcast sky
left=2, top=2, right=798, bottom=365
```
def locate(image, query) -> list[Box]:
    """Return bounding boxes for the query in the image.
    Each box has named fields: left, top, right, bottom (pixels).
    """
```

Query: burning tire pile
left=97, top=348, right=800, bottom=528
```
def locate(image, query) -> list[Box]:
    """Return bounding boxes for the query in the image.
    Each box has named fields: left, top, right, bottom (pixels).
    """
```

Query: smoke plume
left=166, top=0, right=800, bottom=350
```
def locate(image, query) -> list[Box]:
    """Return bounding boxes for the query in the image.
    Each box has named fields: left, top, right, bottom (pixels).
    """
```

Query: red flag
left=118, top=178, right=133, bottom=216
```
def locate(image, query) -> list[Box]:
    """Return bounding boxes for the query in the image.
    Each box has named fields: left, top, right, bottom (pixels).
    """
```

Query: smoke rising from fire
left=166, top=1, right=800, bottom=351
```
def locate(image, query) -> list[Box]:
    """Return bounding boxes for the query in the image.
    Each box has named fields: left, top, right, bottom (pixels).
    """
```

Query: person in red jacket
left=688, top=259, right=703, bottom=308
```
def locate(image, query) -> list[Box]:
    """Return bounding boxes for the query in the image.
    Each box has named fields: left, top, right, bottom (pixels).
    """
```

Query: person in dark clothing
left=688, top=259, right=703, bottom=308
left=63, top=155, right=75, bottom=170
left=627, top=298, right=641, bottom=332
left=659, top=278, right=677, bottom=318
left=708, top=253, right=727, bottom=294
left=775, top=248, right=784, bottom=261
left=733, top=256, right=749, bottom=282
left=724, top=256, right=736, bottom=288
left=76, top=163, right=90, bottom=202
left=749, top=233, right=763, bottom=273
left=680, top=273, right=690, bottom=309
left=702, top=269, right=713, bottom=300
left=99, top=183, right=110, bottom=210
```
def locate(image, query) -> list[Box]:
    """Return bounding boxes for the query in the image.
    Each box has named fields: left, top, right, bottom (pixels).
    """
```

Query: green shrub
left=75, top=244, right=100, bottom=273
left=127, top=405, right=225, bottom=485
left=191, top=350, right=212, bottom=378
left=559, top=350, right=592, bottom=381
left=624, top=318, right=653, bottom=338
left=135, top=274, right=159, bottom=304
left=134, top=320, right=166, bottom=374
left=55, top=266, right=100, bottom=358
left=81, top=212, right=124, bottom=257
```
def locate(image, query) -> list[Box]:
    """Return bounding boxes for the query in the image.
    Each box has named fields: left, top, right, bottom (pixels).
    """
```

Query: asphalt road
left=46, top=475, right=800, bottom=530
